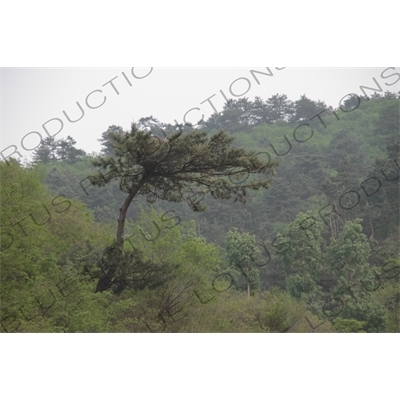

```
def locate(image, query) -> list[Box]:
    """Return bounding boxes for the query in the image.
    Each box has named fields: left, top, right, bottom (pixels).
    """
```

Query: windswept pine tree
left=88, top=123, right=277, bottom=292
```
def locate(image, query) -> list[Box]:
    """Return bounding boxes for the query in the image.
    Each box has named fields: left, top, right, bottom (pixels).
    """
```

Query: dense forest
left=1, top=91, right=399, bottom=333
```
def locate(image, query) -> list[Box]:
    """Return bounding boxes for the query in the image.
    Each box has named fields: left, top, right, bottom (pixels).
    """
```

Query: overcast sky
left=1, top=67, right=399, bottom=163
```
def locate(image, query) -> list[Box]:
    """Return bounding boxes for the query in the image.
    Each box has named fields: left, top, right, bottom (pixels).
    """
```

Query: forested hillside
left=1, top=91, right=399, bottom=332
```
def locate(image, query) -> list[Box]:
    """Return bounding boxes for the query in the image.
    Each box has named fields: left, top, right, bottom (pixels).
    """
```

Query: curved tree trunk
left=95, top=178, right=146, bottom=293
left=116, top=179, right=146, bottom=249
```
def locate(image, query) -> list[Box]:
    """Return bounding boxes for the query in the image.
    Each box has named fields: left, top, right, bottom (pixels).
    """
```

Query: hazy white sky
left=1, top=67, right=399, bottom=162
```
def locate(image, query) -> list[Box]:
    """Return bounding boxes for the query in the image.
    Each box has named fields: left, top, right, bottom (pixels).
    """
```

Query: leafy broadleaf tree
left=326, top=219, right=386, bottom=332
left=88, top=123, right=277, bottom=292
left=225, top=228, right=261, bottom=298
left=0, top=160, right=117, bottom=332
left=279, top=211, right=325, bottom=313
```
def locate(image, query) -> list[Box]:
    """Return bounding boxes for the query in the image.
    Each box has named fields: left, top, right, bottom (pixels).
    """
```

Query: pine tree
left=32, top=137, right=58, bottom=164
left=98, top=125, right=125, bottom=155
left=56, top=136, right=86, bottom=163
left=88, top=123, right=277, bottom=292
left=32, top=136, right=85, bottom=164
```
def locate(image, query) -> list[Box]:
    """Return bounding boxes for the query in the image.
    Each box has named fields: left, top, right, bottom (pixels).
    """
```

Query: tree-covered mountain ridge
left=1, top=91, right=398, bottom=332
